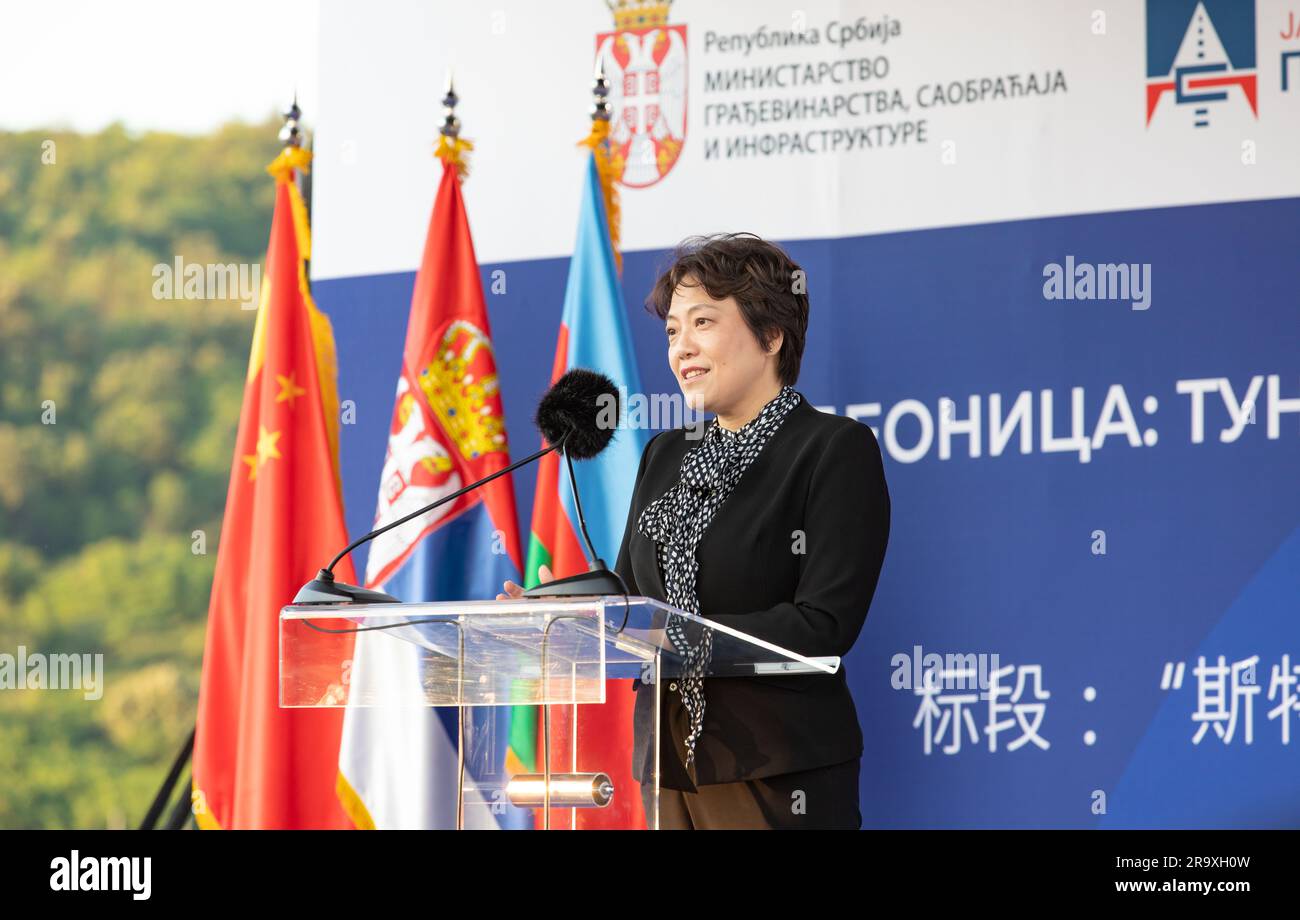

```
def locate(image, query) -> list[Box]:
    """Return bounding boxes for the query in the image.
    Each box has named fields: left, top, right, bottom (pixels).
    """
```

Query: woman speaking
left=504, top=233, right=890, bottom=829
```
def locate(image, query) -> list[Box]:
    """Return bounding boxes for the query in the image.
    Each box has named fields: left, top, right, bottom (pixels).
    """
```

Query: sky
left=0, top=0, right=320, bottom=134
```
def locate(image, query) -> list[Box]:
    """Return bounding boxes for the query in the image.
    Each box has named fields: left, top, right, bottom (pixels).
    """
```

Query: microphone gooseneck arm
left=295, top=368, right=625, bottom=606
left=564, top=448, right=605, bottom=570
left=323, top=438, right=564, bottom=576
left=521, top=430, right=631, bottom=600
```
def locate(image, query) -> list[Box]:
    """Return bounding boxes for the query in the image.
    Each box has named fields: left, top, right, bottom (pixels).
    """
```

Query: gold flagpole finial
left=435, top=69, right=474, bottom=179
left=580, top=60, right=621, bottom=270
left=268, top=94, right=312, bottom=183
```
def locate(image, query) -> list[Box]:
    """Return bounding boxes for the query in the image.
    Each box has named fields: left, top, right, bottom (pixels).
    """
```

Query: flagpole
left=138, top=728, right=194, bottom=830
left=280, top=93, right=310, bottom=225
left=543, top=62, right=618, bottom=830
left=441, top=73, right=468, bottom=833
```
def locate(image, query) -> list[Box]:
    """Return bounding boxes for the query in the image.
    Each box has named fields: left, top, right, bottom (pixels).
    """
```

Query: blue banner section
left=316, top=195, right=1300, bottom=827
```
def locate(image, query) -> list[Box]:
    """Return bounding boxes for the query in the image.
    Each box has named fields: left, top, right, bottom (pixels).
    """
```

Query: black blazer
left=614, top=395, right=891, bottom=790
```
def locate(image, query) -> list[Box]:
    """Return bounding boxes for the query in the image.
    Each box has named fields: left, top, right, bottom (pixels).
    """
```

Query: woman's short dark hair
left=646, top=232, right=809, bottom=386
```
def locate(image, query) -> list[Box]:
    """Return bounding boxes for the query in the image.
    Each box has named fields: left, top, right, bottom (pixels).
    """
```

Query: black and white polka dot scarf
left=637, top=385, right=803, bottom=772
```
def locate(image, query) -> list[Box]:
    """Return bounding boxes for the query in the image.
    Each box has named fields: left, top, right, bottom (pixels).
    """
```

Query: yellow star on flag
left=276, top=372, right=307, bottom=407
left=242, top=425, right=283, bottom=481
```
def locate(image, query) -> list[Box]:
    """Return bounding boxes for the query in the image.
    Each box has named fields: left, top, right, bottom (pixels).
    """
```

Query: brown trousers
left=639, top=758, right=861, bottom=830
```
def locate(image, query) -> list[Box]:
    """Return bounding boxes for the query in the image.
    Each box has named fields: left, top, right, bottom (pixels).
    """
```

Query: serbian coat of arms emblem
left=596, top=0, right=687, bottom=188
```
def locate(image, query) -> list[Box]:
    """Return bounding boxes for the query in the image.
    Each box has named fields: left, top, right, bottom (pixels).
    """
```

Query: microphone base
left=522, top=568, right=627, bottom=598
left=293, top=569, right=400, bottom=605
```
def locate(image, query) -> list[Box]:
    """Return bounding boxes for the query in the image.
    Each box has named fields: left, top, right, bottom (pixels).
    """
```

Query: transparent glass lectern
left=280, top=596, right=839, bottom=829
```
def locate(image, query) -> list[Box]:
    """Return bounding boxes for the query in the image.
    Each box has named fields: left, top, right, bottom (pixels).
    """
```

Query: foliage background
left=0, top=117, right=283, bottom=828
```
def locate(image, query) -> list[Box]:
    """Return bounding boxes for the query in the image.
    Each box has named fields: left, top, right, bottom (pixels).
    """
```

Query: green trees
left=0, top=117, right=282, bottom=827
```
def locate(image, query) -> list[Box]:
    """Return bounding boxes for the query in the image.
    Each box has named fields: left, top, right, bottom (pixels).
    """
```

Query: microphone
left=293, top=368, right=629, bottom=605
left=523, top=369, right=630, bottom=599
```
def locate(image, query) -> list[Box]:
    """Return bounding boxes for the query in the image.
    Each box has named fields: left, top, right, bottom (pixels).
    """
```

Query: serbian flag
left=192, top=145, right=356, bottom=829
left=335, top=137, right=528, bottom=829
left=509, top=124, right=649, bottom=829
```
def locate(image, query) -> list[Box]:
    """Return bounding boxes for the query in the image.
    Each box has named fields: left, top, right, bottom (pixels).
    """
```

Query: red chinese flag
left=192, top=147, right=356, bottom=829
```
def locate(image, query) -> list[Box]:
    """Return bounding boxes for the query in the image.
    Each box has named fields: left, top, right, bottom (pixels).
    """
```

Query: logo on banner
left=1145, top=0, right=1258, bottom=127
left=596, top=0, right=687, bottom=187
left=1283, top=12, right=1300, bottom=93
left=365, top=320, right=508, bottom=586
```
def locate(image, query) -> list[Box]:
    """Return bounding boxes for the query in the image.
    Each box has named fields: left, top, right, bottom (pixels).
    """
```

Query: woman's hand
left=496, top=564, right=553, bottom=600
